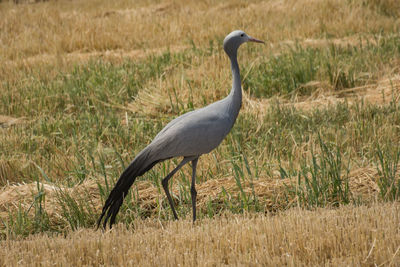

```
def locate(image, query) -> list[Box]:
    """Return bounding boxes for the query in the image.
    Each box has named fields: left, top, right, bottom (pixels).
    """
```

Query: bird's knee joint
left=191, top=186, right=197, bottom=196
left=162, top=179, right=169, bottom=189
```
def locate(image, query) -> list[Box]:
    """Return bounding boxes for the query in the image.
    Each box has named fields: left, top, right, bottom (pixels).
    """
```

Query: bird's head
left=223, top=30, right=264, bottom=58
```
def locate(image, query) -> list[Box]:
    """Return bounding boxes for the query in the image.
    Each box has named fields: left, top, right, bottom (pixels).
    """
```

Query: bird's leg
left=191, top=157, right=199, bottom=222
left=161, top=156, right=194, bottom=220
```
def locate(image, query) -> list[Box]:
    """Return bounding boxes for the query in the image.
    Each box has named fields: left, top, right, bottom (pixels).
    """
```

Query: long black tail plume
left=97, top=148, right=161, bottom=229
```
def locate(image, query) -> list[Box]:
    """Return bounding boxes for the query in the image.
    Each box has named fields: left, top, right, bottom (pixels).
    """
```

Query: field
left=1, top=0, right=400, bottom=265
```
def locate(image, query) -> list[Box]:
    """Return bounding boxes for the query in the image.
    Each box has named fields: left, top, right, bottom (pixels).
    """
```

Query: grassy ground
left=1, top=0, right=400, bottom=265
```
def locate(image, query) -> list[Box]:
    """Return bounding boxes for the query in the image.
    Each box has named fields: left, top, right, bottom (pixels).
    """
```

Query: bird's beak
left=248, top=37, right=264, bottom=44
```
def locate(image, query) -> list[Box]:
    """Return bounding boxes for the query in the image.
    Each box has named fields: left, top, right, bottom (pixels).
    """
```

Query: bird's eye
left=240, top=34, right=244, bottom=37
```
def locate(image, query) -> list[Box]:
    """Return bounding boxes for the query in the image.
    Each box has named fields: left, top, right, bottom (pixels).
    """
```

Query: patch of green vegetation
left=1, top=52, right=186, bottom=117
left=0, top=51, right=191, bottom=186
left=231, top=99, right=400, bottom=169
left=244, top=35, right=400, bottom=97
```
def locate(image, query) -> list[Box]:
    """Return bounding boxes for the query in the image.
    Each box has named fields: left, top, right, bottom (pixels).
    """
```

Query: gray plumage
left=97, top=30, right=264, bottom=228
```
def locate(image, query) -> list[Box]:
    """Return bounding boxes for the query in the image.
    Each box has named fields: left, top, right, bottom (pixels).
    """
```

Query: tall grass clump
left=286, top=136, right=351, bottom=208
left=55, top=188, right=98, bottom=231
left=1, top=181, right=52, bottom=239
left=375, top=143, right=400, bottom=201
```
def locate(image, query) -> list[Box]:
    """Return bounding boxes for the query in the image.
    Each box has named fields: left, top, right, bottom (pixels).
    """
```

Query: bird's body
left=98, top=30, right=263, bottom=228
left=151, top=95, right=238, bottom=159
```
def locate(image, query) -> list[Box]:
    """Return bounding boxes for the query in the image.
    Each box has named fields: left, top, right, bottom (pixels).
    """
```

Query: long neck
left=228, top=53, right=242, bottom=119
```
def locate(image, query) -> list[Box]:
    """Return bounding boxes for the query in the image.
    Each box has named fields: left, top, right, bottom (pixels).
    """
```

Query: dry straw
left=1, top=202, right=399, bottom=266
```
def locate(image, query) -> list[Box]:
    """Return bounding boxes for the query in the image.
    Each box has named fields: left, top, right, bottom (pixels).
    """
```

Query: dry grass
left=1, top=202, right=399, bottom=266
left=1, top=0, right=398, bottom=61
left=0, top=115, right=26, bottom=128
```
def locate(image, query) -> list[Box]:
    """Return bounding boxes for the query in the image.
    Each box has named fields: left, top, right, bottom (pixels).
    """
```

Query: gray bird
left=97, top=30, right=264, bottom=228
